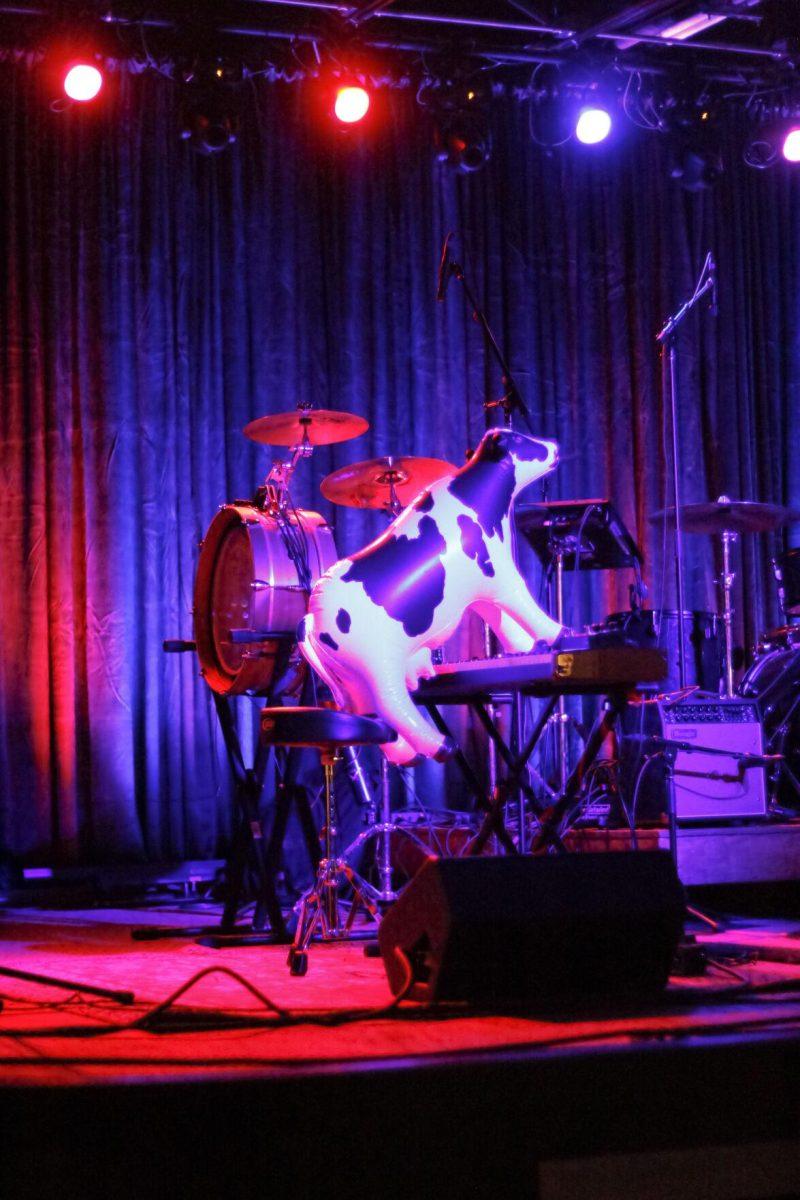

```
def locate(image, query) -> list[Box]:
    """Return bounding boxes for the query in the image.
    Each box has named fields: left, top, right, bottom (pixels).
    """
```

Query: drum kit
left=193, top=405, right=455, bottom=701
left=192, top=403, right=455, bottom=931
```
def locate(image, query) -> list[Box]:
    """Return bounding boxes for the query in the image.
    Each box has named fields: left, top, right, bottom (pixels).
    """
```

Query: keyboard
left=414, top=646, right=667, bottom=703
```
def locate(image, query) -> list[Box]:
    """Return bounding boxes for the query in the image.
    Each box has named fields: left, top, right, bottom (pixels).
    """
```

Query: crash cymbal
left=243, top=408, right=369, bottom=447
left=650, top=499, right=800, bottom=535
left=320, top=456, right=455, bottom=510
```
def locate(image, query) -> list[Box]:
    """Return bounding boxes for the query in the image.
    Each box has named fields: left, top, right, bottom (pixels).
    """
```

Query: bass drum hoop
left=193, top=503, right=337, bottom=696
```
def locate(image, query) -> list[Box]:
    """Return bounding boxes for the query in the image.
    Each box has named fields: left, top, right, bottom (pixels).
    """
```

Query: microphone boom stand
left=445, top=248, right=537, bottom=850
left=656, top=260, right=716, bottom=692
left=655, top=257, right=719, bottom=932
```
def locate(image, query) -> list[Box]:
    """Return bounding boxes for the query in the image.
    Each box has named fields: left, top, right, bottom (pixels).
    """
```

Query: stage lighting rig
left=63, top=60, right=103, bottom=101
left=178, top=58, right=241, bottom=154
left=743, top=115, right=800, bottom=168
left=421, top=66, right=492, bottom=173
left=333, top=83, right=371, bottom=124
left=43, top=21, right=114, bottom=112
left=574, top=104, right=612, bottom=145
left=666, top=95, right=725, bottom=190
left=528, top=65, right=620, bottom=151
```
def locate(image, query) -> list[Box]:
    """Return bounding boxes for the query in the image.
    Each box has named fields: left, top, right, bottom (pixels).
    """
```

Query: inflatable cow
left=299, top=427, right=562, bottom=765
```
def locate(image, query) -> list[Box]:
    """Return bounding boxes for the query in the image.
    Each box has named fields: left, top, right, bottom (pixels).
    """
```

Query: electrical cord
left=0, top=951, right=417, bottom=1041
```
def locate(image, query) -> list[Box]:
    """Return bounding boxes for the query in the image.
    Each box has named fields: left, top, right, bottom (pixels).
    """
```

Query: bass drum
left=601, top=609, right=721, bottom=694
left=739, top=627, right=800, bottom=809
left=193, top=503, right=337, bottom=696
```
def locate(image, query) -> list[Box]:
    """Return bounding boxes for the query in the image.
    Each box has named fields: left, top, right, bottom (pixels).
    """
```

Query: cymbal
left=321, top=456, right=455, bottom=510
left=650, top=499, right=800, bottom=535
left=243, top=408, right=369, bottom=447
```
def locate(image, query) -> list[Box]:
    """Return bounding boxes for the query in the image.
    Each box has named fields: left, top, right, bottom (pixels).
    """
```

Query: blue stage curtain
left=1, top=60, right=799, bottom=863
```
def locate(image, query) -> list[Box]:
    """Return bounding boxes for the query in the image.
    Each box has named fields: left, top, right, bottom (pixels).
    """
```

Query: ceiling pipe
left=0, top=0, right=787, bottom=67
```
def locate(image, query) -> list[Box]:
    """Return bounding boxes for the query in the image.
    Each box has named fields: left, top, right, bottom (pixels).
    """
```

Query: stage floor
left=3, top=902, right=800, bottom=1198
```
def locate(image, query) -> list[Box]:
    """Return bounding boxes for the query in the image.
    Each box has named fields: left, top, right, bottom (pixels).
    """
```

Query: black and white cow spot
left=448, top=449, right=515, bottom=541
left=319, top=632, right=339, bottom=651
left=342, top=515, right=447, bottom=637
left=457, top=514, right=495, bottom=578
left=335, top=608, right=351, bottom=634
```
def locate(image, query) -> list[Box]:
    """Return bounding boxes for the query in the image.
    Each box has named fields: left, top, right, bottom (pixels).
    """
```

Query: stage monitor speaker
left=378, top=852, right=685, bottom=1006
left=620, top=698, right=768, bottom=822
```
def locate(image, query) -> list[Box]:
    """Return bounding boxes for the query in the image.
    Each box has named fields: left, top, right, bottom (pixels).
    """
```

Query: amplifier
left=620, top=698, right=768, bottom=822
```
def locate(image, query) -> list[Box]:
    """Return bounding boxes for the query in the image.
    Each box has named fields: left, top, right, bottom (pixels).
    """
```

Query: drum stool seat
left=260, top=707, right=396, bottom=759
left=260, top=706, right=397, bottom=976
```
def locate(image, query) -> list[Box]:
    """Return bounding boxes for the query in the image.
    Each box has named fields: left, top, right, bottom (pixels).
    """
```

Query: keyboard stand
left=531, top=690, right=632, bottom=853
left=421, top=687, right=635, bottom=856
left=420, top=702, right=517, bottom=853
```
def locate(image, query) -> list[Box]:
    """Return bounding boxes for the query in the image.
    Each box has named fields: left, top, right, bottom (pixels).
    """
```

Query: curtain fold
left=1, top=61, right=799, bottom=862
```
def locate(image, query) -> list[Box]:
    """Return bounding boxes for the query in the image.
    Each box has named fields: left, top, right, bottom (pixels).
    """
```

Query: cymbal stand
left=719, top=512, right=737, bottom=698
left=262, top=428, right=313, bottom=512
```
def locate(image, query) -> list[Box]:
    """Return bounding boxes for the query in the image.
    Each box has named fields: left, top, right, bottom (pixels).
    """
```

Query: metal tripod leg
left=287, top=754, right=381, bottom=976
left=343, top=757, right=433, bottom=905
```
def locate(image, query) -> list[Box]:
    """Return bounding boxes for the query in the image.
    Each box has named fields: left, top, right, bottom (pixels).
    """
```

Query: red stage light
left=63, top=62, right=103, bottom=102
left=334, top=85, right=370, bottom=125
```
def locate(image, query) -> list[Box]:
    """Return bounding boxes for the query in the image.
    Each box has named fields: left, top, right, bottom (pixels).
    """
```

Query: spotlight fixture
left=575, top=105, right=612, bottom=145
left=63, top=61, right=103, bottom=102
left=179, top=59, right=241, bottom=154
left=333, top=84, right=371, bottom=125
left=429, top=75, right=492, bottom=173
left=743, top=117, right=800, bottom=170
left=668, top=98, right=724, bottom=190
left=782, top=126, right=800, bottom=163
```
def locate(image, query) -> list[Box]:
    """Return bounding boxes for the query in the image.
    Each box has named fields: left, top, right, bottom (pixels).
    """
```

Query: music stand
left=516, top=500, right=644, bottom=789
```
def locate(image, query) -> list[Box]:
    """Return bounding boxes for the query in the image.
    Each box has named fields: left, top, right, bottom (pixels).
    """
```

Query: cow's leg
left=357, top=655, right=453, bottom=765
left=472, top=601, right=538, bottom=653
left=405, top=645, right=435, bottom=690
left=479, top=574, right=562, bottom=645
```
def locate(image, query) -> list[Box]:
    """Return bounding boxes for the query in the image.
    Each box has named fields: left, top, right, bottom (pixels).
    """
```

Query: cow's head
left=472, top=428, right=559, bottom=493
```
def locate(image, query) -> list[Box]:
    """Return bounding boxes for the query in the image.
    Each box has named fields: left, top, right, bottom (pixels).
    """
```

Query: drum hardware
left=719, top=519, right=737, bottom=699
left=193, top=502, right=337, bottom=697
left=135, top=643, right=322, bottom=946
left=774, top=547, right=800, bottom=618
left=652, top=499, right=800, bottom=536
left=319, top=455, right=455, bottom=513
left=343, top=765, right=432, bottom=905
left=319, top=466, right=453, bottom=904
left=161, top=408, right=373, bottom=947
left=256, top=707, right=396, bottom=976
left=738, top=629, right=800, bottom=810
left=243, top=405, right=369, bottom=448
left=650, top=498, right=800, bottom=700
left=597, top=609, right=721, bottom=696
left=517, top=500, right=644, bottom=794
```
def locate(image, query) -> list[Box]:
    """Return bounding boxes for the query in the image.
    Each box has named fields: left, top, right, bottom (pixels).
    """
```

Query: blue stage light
left=575, top=106, right=612, bottom=145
